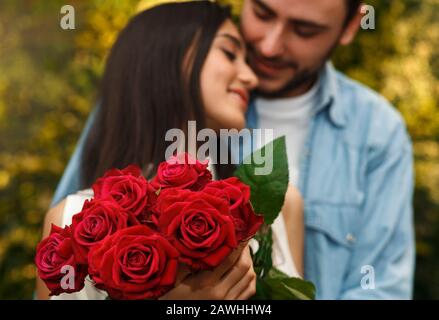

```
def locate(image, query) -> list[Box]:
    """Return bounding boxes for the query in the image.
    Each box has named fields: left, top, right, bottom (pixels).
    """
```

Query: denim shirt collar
left=247, top=61, right=347, bottom=129
left=316, top=62, right=347, bottom=128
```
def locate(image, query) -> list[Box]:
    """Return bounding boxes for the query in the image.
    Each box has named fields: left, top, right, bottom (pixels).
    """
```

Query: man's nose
left=258, top=24, right=285, bottom=58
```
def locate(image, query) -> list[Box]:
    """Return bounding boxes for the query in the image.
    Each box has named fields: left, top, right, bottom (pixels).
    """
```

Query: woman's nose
left=239, top=62, right=259, bottom=90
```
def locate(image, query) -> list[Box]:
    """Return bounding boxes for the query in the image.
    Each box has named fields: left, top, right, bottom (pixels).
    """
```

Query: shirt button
left=346, top=233, right=356, bottom=243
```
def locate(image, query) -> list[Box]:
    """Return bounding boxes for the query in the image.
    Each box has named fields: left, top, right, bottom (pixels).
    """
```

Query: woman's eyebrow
left=216, top=33, right=243, bottom=50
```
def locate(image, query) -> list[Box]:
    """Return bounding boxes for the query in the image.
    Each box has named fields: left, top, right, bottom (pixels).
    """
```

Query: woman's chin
left=207, top=113, right=246, bottom=132
left=225, top=109, right=247, bottom=131
left=222, top=117, right=246, bottom=131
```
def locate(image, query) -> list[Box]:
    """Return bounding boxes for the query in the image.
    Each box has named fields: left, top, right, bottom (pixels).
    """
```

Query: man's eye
left=222, top=49, right=237, bottom=61
left=294, top=27, right=319, bottom=38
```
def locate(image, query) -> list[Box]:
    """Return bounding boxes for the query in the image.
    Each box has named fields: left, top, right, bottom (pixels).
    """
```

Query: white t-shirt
left=255, top=81, right=320, bottom=187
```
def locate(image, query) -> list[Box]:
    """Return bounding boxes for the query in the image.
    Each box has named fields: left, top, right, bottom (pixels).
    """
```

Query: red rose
left=204, top=178, right=264, bottom=241
left=71, top=198, right=138, bottom=264
left=203, top=177, right=250, bottom=210
left=231, top=202, right=264, bottom=241
left=157, top=189, right=238, bottom=271
left=35, top=225, right=87, bottom=296
left=135, top=189, right=160, bottom=229
left=88, top=225, right=179, bottom=300
left=151, top=153, right=212, bottom=191
left=92, top=164, right=155, bottom=218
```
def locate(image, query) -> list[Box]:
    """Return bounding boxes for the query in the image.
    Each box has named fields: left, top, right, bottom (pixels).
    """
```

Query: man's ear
left=339, top=4, right=364, bottom=46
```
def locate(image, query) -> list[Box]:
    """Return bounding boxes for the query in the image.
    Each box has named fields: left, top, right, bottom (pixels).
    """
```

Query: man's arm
left=50, top=108, right=97, bottom=207
left=340, top=123, right=415, bottom=299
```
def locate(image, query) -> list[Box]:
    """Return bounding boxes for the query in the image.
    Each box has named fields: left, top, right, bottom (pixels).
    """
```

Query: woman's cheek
left=201, top=52, right=242, bottom=130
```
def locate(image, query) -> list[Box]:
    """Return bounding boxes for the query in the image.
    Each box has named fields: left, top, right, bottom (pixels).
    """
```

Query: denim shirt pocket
left=305, top=202, right=361, bottom=248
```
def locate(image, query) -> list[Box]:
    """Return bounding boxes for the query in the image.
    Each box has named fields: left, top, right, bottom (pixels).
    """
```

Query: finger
left=219, top=244, right=250, bottom=281
left=218, top=247, right=251, bottom=293
left=224, top=267, right=256, bottom=300
left=160, top=282, right=193, bottom=300
left=205, top=243, right=246, bottom=282
left=175, top=265, right=192, bottom=286
left=235, top=281, right=257, bottom=300
left=183, top=243, right=248, bottom=289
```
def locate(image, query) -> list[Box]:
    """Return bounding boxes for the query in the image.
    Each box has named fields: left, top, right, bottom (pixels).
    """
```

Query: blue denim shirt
left=244, top=63, right=415, bottom=299
left=51, top=62, right=415, bottom=300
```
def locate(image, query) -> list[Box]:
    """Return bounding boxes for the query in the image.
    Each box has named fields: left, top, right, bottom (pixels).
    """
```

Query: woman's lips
left=229, top=88, right=249, bottom=110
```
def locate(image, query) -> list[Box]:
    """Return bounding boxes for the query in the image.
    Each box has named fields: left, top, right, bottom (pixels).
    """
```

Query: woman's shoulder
left=43, top=189, right=94, bottom=235
left=44, top=199, right=67, bottom=231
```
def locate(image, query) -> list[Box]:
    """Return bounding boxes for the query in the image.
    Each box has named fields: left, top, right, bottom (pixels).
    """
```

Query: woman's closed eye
left=222, top=48, right=237, bottom=62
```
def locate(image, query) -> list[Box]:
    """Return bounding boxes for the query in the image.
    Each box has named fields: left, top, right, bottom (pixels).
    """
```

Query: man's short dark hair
left=345, top=0, right=362, bottom=23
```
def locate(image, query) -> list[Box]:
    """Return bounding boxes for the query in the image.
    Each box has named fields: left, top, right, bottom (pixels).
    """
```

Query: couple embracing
left=37, top=0, right=415, bottom=300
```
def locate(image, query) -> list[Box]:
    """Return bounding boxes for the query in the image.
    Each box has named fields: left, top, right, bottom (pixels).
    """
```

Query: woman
left=36, top=1, right=304, bottom=300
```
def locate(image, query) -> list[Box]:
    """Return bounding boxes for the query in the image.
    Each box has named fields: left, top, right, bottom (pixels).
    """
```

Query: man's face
left=240, top=0, right=354, bottom=97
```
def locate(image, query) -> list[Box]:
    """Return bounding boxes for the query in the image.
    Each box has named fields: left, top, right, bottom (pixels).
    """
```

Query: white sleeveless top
left=52, top=170, right=300, bottom=299
left=51, top=189, right=108, bottom=300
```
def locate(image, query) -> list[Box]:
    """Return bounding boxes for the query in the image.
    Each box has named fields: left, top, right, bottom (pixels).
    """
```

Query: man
left=237, top=0, right=415, bottom=299
left=51, top=0, right=415, bottom=299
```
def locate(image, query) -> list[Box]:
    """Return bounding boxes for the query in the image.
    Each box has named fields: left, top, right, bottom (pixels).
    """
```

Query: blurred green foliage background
left=0, top=0, right=438, bottom=299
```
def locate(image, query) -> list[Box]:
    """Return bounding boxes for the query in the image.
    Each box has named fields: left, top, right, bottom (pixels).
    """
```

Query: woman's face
left=200, top=19, right=258, bottom=131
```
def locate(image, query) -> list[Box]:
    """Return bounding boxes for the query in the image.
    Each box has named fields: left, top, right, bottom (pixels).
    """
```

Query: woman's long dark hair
left=81, top=1, right=232, bottom=187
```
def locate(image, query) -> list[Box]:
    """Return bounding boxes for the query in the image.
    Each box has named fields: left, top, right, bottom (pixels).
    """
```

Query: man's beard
left=255, top=67, right=320, bottom=99
left=254, top=41, right=339, bottom=99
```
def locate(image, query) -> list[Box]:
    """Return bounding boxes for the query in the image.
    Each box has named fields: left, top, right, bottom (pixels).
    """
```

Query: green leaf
left=266, top=266, right=289, bottom=279
left=264, top=267, right=316, bottom=300
left=252, top=266, right=316, bottom=300
left=276, top=278, right=315, bottom=300
left=252, top=278, right=270, bottom=300
left=233, top=136, right=289, bottom=225
left=233, top=136, right=316, bottom=300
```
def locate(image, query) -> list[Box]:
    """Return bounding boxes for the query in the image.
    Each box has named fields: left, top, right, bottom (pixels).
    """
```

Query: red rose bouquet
left=36, top=153, right=264, bottom=299
left=37, top=137, right=316, bottom=300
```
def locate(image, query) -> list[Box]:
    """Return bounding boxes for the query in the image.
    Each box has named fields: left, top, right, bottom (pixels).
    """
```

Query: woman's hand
left=160, top=243, right=256, bottom=300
